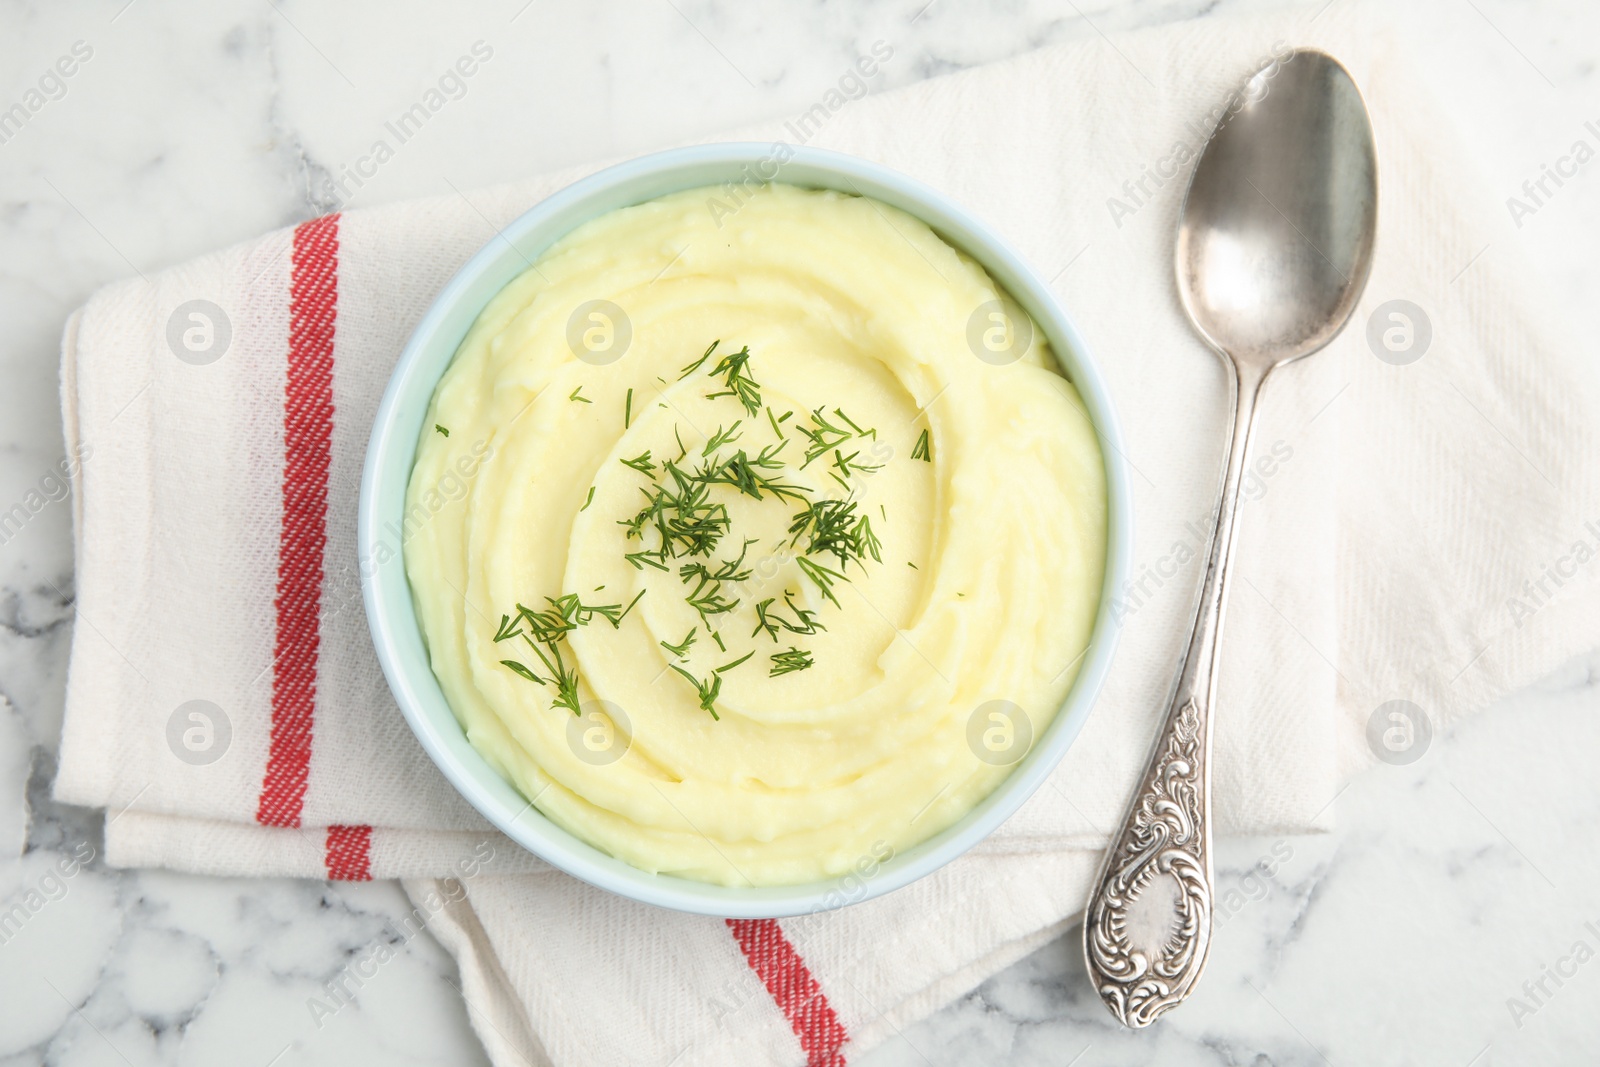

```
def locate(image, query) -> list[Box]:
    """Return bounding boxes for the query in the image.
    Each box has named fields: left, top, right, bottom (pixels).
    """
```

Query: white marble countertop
left=4, top=0, right=1600, bottom=1064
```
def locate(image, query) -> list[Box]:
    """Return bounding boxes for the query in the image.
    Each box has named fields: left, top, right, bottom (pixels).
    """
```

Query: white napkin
left=52, top=1, right=1600, bottom=1064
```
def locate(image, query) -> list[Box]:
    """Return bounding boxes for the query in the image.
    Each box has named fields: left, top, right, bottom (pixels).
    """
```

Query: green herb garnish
left=593, top=362, right=894, bottom=713
left=679, top=539, right=754, bottom=624
left=715, top=650, right=754, bottom=673
left=569, top=386, right=591, bottom=404
left=434, top=424, right=450, bottom=437
left=752, top=592, right=826, bottom=641
left=769, top=648, right=814, bottom=676
left=660, top=628, right=697, bottom=659
left=796, top=407, right=855, bottom=469
left=683, top=578, right=741, bottom=623
left=705, top=345, right=760, bottom=415
left=668, top=664, right=723, bottom=719
left=616, top=589, right=646, bottom=625
left=854, top=515, right=882, bottom=564
left=789, top=499, right=860, bottom=566
left=701, top=444, right=810, bottom=503
left=679, top=340, right=720, bottom=380
left=619, top=461, right=733, bottom=560
left=786, top=499, right=883, bottom=572
left=911, top=428, right=931, bottom=462
left=833, top=407, right=875, bottom=439
left=796, top=557, right=846, bottom=607
left=830, top=447, right=883, bottom=490
left=493, top=593, right=642, bottom=715
left=500, top=659, right=540, bottom=682
left=796, top=406, right=876, bottom=469
left=621, top=451, right=657, bottom=475
left=508, top=634, right=580, bottom=715
left=702, top=421, right=743, bottom=456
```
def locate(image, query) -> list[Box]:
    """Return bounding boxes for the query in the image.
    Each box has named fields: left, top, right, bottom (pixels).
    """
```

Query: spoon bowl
left=1177, top=50, right=1378, bottom=366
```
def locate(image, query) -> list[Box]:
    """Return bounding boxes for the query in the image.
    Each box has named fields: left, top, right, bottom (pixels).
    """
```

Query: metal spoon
left=1082, top=49, right=1377, bottom=1028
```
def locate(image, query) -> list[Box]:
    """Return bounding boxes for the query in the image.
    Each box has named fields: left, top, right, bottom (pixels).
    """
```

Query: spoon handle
left=1083, top=358, right=1268, bottom=1028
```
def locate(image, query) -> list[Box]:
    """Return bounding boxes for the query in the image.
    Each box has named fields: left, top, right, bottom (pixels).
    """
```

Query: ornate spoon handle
left=1083, top=358, right=1267, bottom=1027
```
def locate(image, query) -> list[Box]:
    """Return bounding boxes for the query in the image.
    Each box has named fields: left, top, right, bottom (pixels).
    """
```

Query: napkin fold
left=51, top=2, right=1600, bottom=1065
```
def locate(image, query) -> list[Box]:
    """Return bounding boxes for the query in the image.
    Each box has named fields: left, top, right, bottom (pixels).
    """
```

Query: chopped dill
left=493, top=593, right=643, bottom=715
left=679, top=340, right=719, bottom=380
left=769, top=648, right=814, bottom=676
left=702, top=443, right=809, bottom=503
left=668, top=663, right=723, bottom=719
left=679, top=540, right=753, bottom=624
left=796, top=407, right=854, bottom=469
left=621, top=450, right=657, bottom=475
left=715, top=650, right=754, bottom=673
left=500, top=659, right=541, bottom=682
left=590, top=377, right=892, bottom=715
left=797, top=556, right=847, bottom=607
left=660, top=628, right=697, bottom=659
left=616, top=589, right=647, bottom=624
left=704, top=345, right=761, bottom=415
left=702, top=421, right=744, bottom=456
left=618, top=461, right=733, bottom=560
left=788, top=499, right=863, bottom=568
left=854, top=515, right=882, bottom=564
left=833, top=407, right=875, bottom=438
left=796, top=406, right=874, bottom=469
left=752, top=592, right=826, bottom=642
left=831, top=447, right=883, bottom=484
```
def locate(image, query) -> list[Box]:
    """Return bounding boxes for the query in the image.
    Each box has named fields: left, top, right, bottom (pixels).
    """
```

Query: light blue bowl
left=359, top=143, right=1132, bottom=918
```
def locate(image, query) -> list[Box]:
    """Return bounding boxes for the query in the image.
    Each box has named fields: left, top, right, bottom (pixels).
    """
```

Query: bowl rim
left=359, top=141, right=1133, bottom=918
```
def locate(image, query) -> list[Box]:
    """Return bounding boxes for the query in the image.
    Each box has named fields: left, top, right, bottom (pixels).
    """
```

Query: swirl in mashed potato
left=405, top=183, right=1106, bottom=886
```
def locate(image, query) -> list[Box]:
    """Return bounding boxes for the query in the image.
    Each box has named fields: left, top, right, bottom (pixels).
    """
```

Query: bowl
left=359, top=142, right=1132, bottom=917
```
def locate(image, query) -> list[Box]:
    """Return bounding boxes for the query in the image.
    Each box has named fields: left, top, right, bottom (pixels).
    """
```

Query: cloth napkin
left=51, top=1, right=1600, bottom=1064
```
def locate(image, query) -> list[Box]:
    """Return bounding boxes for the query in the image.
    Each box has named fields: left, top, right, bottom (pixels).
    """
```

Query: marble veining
left=3, top=0, right=1599, bottom=1063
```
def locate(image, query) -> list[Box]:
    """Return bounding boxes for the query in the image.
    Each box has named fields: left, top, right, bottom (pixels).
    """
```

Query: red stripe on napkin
left=257, top=214, right=341, bottom=829
left=727, top=919, right=849, bottom=1067
left=325, top=824, right=373, bottom=880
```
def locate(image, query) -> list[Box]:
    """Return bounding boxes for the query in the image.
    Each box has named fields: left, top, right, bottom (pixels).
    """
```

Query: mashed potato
left=405, top=183, right=1105, bottom=886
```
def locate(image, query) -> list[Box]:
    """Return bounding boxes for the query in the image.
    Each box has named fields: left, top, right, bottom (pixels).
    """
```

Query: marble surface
left=3, top=0, right=1599, bottom=1064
